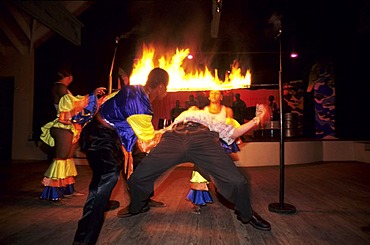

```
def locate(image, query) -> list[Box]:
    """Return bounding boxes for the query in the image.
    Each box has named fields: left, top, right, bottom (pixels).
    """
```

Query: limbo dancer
left=122, top=104, right=272, bottom=231
left=186, top=90, right=240, bottom=214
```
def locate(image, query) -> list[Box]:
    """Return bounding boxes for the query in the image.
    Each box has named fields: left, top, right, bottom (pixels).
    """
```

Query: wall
left=234, top=140, right=370, bottom=167
left=354, top=142, right=370, bottom=163
left=234, top=141, right=323, bottom=167
left=0, top=51, right=46, bottom=160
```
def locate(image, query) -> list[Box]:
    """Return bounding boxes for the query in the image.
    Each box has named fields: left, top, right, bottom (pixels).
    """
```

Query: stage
left=1, top=160, right=370, bottom=244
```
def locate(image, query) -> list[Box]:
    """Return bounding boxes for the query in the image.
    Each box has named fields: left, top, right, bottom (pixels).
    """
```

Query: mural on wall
left=283, top=80, right=305, bottom=137
left=308, top=60, right=336, bottom=139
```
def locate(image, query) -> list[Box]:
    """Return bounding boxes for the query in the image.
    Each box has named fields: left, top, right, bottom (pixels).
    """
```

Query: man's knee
left=227, top=174, right=248, bottom=188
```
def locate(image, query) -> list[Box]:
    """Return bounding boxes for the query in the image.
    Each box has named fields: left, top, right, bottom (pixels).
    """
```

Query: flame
left=129, top=44, right=251, bottom=92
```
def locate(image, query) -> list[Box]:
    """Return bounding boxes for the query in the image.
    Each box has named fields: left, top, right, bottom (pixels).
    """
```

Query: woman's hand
left=94, top=87, right=106, bottom=96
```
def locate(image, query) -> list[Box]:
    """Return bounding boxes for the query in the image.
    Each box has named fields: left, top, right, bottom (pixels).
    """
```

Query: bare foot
left=192, top=205, right=201, bottom=214
left=51, top=200, right=66, bottom=206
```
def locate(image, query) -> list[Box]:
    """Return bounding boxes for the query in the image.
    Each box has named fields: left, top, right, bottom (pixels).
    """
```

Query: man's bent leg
left=188, top=130, right=270, bottom=230
left=187, top=130, right=253, bottom=220
left=127, top=131, right=186, bottom=214
left=74, top=121, right=123, bottom=243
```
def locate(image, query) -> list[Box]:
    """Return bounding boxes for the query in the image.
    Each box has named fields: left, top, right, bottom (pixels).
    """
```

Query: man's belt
left=179, top=121, right=202, bottom=127
left=172, top=121, right=209, bottom=133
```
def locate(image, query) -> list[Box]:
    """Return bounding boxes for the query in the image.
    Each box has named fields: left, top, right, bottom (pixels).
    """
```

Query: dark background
left=34, top=0, right=370, bottom=140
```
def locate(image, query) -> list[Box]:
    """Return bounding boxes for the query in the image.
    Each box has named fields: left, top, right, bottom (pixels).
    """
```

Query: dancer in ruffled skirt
left=39, top=67, right=105, bottom=205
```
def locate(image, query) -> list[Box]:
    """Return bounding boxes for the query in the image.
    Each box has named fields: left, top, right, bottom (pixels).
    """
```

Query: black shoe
left=117, top=204, right=150, bottom=218
left=238, top=212, right=271, bottom=231
left=148, top=199, right=166, bottom=208
left=249, top=212, right=271, bottom=231
left=105, top=200, right=120, bottom=212
left=72, top=242, right=94, bottom=245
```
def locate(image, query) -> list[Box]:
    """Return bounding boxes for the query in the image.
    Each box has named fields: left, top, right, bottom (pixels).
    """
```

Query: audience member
left=232, top=93, right=248, bottom=125
left=185, top=94, right=198, bottom=109
left=170, top=100, right=186, bottom=121
left=268, top=95, right=279, bottom=121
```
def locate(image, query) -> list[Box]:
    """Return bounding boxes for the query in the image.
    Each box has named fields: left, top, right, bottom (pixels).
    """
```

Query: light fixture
left=290, top=52, right=298, bottom=58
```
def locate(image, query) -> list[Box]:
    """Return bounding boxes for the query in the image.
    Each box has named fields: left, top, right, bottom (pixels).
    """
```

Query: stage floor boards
left=1, top=160, right=370, bottom=245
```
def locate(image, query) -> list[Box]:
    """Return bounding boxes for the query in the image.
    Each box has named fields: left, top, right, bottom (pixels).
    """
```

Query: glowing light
left=187, top=54, right=193, bottom=60
left=290, top=52, right=298, bottom=58
left=129, top=44, right=251, bottom=92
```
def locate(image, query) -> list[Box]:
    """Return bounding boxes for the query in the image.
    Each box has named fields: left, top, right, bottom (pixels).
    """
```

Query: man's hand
left=255, top=104, right=270, bottom=126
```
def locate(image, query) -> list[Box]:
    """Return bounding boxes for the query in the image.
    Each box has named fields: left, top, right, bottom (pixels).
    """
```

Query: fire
left=129, top=44, right=251, bottom=92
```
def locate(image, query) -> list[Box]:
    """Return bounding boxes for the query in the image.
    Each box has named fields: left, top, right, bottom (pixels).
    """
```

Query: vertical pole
left=108, top=38, right=119, bottom=94
left=268, top=29, right=296, bottom=214
left=278, top=37, right=285, bottom=207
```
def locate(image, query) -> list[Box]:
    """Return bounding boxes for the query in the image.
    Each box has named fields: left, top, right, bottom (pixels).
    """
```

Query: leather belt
left=173, top=121, right=207, bottom=130
left=179, top=121, right=202, bottom=127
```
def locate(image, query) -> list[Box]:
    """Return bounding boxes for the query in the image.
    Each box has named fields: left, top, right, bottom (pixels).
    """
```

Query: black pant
left=128, top=123, right=253, bottom=221
left=74, top=118, right=124, bottom=244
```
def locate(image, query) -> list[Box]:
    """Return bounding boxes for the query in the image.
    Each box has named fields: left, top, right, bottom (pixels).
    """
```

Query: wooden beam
left=0, top=16, right=24, bottom=55
left=29, top=18, right=36, bottom=53
left=3, top=0, right=31, bottom=40
left=14, top=1, right=84, bottom=46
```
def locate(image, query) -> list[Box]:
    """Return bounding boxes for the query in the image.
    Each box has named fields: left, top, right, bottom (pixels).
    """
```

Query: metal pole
left=268, top=30, right=296, bottom=214
left=108, top=37, right=119, bottom=94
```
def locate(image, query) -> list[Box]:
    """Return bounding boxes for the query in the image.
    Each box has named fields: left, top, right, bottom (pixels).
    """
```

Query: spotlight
left=290, top=52, right=298, bottom=58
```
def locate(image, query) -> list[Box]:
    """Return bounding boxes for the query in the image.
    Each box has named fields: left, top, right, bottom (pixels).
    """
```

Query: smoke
left=131, top=1, right=210, bottom=54
left=268, top=12, right=282, bottom=33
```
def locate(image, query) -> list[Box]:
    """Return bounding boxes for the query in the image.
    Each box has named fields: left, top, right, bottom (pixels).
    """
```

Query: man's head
left=146, top=67, right=169, bottom=87
left=145, top=67, right=169, bottom=101
left=208, top=90, right=222, bottom=103
left=118, top=68, right=129, bottom=86
left=235, top=93, right=241, bottom=100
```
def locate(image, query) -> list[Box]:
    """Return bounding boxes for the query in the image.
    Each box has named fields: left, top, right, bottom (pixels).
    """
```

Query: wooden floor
left=1, top=160, right=370, bottom=245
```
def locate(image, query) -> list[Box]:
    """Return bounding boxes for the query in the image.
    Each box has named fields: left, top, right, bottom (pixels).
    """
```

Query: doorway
left=0, top=77, right=14, bottom=161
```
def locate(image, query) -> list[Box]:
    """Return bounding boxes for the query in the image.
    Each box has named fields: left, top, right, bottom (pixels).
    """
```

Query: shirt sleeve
left=212, top=123, right=235, bottom=145
left=72, top=93, right=99, bottom=124
left=58, top=94, right=89, bottom=124
left=126, top=114, right=155, bottom=141
left=174, top=110, right=236, bottom=145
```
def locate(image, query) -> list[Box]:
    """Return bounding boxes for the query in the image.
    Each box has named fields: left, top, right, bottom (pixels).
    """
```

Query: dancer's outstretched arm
left=231, top=104, right=269, bottom=139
